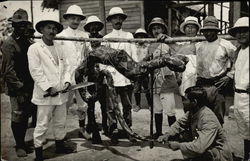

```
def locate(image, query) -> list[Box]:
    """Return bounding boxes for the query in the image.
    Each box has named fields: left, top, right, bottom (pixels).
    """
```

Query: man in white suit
left=28, top=19, right=75, bottom=161
left=58, top=4, right=91, bottom=140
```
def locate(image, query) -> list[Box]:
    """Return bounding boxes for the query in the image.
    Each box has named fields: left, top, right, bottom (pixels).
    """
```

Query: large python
left=75, top=45, right=188, bottom=141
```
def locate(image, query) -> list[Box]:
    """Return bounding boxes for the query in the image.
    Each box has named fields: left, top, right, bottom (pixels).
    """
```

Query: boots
left=34, top=147, right=43, bottom=161
left=11, top=121, right=28, bottom=157
left=92, top=123, right=102, bottom=144
left=153, top=113, right=163, bottom=139
left=244, top=139, right=250, bottom=160
left=168, top=116, right=176, bottom=126
left=78, top=120, right=91, bottom=140
left=55, top=140, right=76, bottom=154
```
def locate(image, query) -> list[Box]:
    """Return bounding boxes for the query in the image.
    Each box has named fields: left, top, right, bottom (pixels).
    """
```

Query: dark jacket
left=1, top=33, right=34, bottom=96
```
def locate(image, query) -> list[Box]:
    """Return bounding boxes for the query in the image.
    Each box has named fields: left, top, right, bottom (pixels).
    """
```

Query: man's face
left=13, top=22, right=30, bottom=37
left=184, top=24, right=198, bottom=37
left=89, top=23, right=100, bottom=37
left=40, top=23, right=58, bottom=41
left=66, top=15, right=82, bottom=30
left=135, top=33, right=147, bottom=45
left=202, top=30, right=218, bottom=42
left=110, top=15, right=124, bottom=30
left=235, top=28, right=249, bottom=45
left=151, top=24, right=165, bottom=38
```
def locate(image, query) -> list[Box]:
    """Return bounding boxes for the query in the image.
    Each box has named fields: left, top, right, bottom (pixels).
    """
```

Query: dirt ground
left=1, top=93, right=242, bottom=161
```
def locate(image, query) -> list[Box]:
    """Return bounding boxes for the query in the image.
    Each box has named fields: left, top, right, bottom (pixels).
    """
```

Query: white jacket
left=57, top=27, right=90, bottom=84
left=28, top=40, right=71, bottom=105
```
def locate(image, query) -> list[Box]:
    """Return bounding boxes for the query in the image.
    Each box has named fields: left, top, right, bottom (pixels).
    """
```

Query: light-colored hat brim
left=200, top=26, right=222, bottom=32
left=180, top=21, right=201, bottom=33
left=228, top=26, right=249, bottom=37
left=84, top=21, right=104, bottom=32
left=106, top=13, right=127, bottom=22
left=134, top=32, right=148, bottom=38
left=63, top=13, right=86, bottom=20
left=35, top=20, right=63, bottom=34
left=148, top=22, right=168, bottom=36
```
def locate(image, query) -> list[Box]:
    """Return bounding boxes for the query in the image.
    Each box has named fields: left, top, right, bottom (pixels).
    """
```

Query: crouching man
left=158, top=86, right=233, bottom=161
left=27, top=18, right=75, bottom=161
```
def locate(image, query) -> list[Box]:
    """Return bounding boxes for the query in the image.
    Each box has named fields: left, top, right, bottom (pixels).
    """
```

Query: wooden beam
left=233, top=2, right=241, bottom=24
left=208, top=3, right=214, bottom=16
left=168, top=7, right=172, bottom=36
left=171, top=1, right=231, bottom=8
left=99, top=0, right=106, bottom=35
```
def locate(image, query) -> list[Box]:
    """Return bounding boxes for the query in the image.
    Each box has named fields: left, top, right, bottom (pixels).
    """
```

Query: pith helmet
left=148, top=17, right=168, bottom=35
left=63, top=5, right=86, bottom=20
left=134, top=28, right=148, bottom=38
left=35, top=18, right=63, bottom=34
left=84, top=16, right=104, bottom=32
left=228, top=17, right=249, bottom=37
left=106, top=7, right=127, bottom=22
left=200, top=16, right=221, bottom=32
left=180, top=16, right=201, bottom=33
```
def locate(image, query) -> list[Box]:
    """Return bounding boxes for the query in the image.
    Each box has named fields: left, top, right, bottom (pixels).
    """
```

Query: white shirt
left=195, top=38, right=236, bottom=78
left=101, top=29, right=137, bottom=87
left=235, top=46, right=249, bottom=90
left=58, top=27, right=90, bottom=83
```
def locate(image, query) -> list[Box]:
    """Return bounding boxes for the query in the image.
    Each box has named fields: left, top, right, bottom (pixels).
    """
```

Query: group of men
left=1, top=4, right=249, bottom=161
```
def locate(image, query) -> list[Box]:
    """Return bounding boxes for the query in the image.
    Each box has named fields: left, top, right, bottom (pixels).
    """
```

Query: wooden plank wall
left=59, top=0, right=143, bottom=34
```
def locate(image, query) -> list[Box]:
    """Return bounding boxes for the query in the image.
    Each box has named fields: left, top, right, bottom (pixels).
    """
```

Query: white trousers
left=33, top=103, right=67, bottom=148
left=154, top=93, right=184, bottom=117
left=234, top=92, right=250, bottom=140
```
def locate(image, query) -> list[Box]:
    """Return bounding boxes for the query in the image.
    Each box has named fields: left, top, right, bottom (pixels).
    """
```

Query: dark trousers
left=87, top=86, right=108, bottom=132
left=115, top=85, right=133, bottom=127
left=196, top=79, right=226, bottom=125
left=134, top=76, right=151, bottom=106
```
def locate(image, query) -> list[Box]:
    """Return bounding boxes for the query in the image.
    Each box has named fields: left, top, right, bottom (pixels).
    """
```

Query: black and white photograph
left=0, top=0, right=249, bottom=161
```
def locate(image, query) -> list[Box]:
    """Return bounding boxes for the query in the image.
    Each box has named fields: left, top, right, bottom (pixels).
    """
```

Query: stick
left=33, top=35, right=235, bottom=44
left=149, top=71, right=154, bottom=148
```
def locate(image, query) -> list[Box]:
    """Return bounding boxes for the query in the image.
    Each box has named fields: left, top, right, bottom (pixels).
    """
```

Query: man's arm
left=1, top=41, right=23, bottom=92
left=27, top=45, right=52, bottom=91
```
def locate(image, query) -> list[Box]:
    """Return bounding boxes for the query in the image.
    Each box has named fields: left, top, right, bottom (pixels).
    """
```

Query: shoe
left=55, top=140, right=76, bottom=154
left=110, top=129, right=119, bottom=145
left=152, top=133, right=163, bottom=140
left=34, top=147, right=43, bottom=161
left=133, top=105, right=141, bottom=112
left=79, top=128, right=91, bottom=140
left=16, top=147, right=27, bottom=157
left=128, top=135, right=137, bottom=143
left=25, top=145, right=34, bottom=154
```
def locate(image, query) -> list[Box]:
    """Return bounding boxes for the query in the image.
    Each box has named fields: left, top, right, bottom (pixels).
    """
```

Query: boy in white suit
left=28, top=19, right=75, bottom=161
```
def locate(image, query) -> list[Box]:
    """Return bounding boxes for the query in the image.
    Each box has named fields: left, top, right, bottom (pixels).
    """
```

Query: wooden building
left=42, top=0, right=248, bottom=36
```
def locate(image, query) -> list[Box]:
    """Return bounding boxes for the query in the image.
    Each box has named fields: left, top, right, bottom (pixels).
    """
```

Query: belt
left=234, top=88, right=249, bottom=94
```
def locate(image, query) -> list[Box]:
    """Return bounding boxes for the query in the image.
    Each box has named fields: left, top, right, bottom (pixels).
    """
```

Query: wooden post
left=30, top=0, right=34, bottom=25
left=99, top=0, right=106, bottom=35
left=140, top=1, right=145, bottom=28
left=220, top=2, right=223, bottom=34
left=208, top=2, right=214, bottom=16
left=233, top=2, right=241, bottom=24
left=168, top=7, right=172, bottom=36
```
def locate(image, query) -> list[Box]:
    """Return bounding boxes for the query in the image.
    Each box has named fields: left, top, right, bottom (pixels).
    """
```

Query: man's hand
left=168, top=141, right=180, bottom=151
left=61, top=82, right=71, bottom=93
left=157, top=133, right=170, bottom=144
left=157, top=33, right=171, bottom=43
left=46, top=87, right=58, bottom=97
left=215, top=76, right=231, bottom=89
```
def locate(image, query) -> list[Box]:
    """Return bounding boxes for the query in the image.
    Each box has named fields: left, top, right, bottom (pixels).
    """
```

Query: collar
left=66, top=27, right=80, bottom=34
left=111, top=28, right=123, bottom=35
